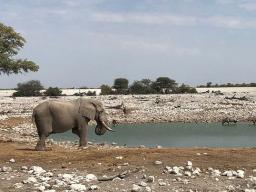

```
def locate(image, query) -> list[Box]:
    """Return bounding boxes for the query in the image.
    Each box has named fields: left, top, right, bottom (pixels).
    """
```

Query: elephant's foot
left=35, top=145, right=46, bottom=151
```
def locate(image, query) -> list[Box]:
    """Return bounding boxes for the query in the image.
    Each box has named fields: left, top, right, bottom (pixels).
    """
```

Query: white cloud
left=90, top=12, right=256, bottom=29
left=90, top=12, right=198, bottom=26
left=239, top=2, right=256, bottom=12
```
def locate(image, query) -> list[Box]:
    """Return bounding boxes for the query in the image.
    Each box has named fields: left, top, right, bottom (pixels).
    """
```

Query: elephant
left=32, top=98, right=113, bottom=151
left=221, top=117, right=238, bottom=125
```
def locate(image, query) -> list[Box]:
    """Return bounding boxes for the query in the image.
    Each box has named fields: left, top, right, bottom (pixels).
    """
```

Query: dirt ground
left=1, top=141, right=256, bottom=191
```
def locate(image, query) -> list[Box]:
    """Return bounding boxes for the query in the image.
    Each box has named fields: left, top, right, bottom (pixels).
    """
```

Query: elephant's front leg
left=78, top=124, right=88, bottom=147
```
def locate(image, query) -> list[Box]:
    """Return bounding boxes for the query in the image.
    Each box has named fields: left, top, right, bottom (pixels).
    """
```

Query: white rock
left=2, top=166, right=12, bottom=172
left=115, top=156, right=123, bottom=160
left=186, top=161, right=193, bottom=170
left=154, top=161, right=162, bottom=165
left=30, top=166, right=46, bottom=175
left=147, top=176, right=155, bottom=183
left=245, top=189, right=256, bottom=192
left=237, top=170, right=245, bottom=178
left=85, top=174, right=97, bottom=182
left=192, top=168, right=201, bottom=176
left=23, top=176, right=37, bottom=184
left=70, top=183, right=86, bottom=191
left=211, top=169, right=221, bottom=177
left=36, top=185, right=46, bottom=191
left=145, top=186, right=152, bottom=192
left=139, top=181, right=147, bottom=187
left=21, top=166, right=28, bottom=171
left=170, top=166, right=181, bottom=175
left=44, top=190, right=56, bottom=192
left=13, top=183, right=23, bottom=189
left=9, top=158, right=15, bottom=163
left=222, top=170, right=236, bottom=177
left=44, top=172, right=54, bottom=177
left=89, top=185, right=99, bottom=190
left=184, top=171, right=192, bottom=177
left=131, top=184, right=141, bottom=192
left=158, top=181, right=167, bottom=186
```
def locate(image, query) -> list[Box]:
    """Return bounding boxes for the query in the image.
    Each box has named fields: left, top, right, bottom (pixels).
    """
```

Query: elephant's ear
left=78, top=99, right=104, bottom=120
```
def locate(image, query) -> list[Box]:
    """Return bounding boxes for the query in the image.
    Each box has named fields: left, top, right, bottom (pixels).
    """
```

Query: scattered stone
left=139, top=181, right=147, bottom=187
left=85, top=174, right=98, bottom=182
left=115, top=156, right=123, bottom=160
left=70, top=183, right=86, bottom=191
left=1, top=166, right=12, bottom=172
left=9, top=158, right=15, bottom=163
left=89, top=185, right=99, bottom=190
left=154, top=160, right=162, bottom=165
left=131, top=184, right=141, bottom=192
left=13, top=183, right=23, bottom=189
left=147, top=176, right=155, bottom=183
left=158, top=181, right=167, bottom=186
left=29, top=166, right=46, bottom=175
left=23, top=176, right=37, bottom=184
left=237, top=170, right=245, bottom=178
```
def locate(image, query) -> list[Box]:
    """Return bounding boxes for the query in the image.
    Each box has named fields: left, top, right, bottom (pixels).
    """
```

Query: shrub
left=44, top=87, right=62, bottom=96
left=100, top=85, right=113, bottom=95
left=174, top=84, right=197, bottom=94
left=85, top=91, right=96, bottom=96
left=13, top=80, right=43, bottom=97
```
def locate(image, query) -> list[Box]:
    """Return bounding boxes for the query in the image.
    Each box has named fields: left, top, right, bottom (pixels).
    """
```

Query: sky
left=0, top=0, right=256, bottom=88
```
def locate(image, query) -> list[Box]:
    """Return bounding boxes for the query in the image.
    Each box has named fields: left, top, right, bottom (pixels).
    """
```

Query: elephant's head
left=78, top=98, right=113, bottom=135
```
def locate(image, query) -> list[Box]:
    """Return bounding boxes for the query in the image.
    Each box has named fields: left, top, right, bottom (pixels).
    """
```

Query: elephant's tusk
left=102, top=121, right=115, bottom=132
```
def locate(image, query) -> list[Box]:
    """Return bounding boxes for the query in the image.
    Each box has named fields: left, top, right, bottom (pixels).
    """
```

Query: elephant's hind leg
left=35, top=116, right=52, bottom=151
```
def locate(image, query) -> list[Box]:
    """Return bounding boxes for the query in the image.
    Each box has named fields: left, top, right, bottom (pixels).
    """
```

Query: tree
left=129, top=79, right=156, bottom=94
left=44, top=87, right=62, bottom=96
left=152, top=77, right=177, bottom=93
left=100, top=84, right=113, bottom=95
left=113, top=78, right=129, bottom=94
left=13, top=80, right=44, bottom=97
left=206, top=82, right=212, bottom=87
left=174, top=84, right=197, bottom=94
left=0, top=23, right=39, bottom=75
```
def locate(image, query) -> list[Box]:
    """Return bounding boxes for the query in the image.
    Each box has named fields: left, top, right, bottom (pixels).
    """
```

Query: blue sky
left=0, top=0, right=255, bottom=88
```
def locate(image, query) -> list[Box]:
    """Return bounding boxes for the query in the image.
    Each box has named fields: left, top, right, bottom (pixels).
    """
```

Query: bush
left=44, top=87, right=62, bottom=96
left=13, top=80, right=43, bottom=97
left=85, top=91, right=96, bottom=96
left=100, top=85, right=114, bottom=95
left=113, top=78, right=129, bottom=92
left=174, top=84, right=197, bottom=94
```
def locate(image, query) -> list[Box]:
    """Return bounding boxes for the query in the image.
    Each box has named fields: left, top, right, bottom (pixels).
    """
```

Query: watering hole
left=51, top=123, right=256, bottom=147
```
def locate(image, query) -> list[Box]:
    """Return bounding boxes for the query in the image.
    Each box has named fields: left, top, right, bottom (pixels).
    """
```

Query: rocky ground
left=1, top=92, right=256, bottom=191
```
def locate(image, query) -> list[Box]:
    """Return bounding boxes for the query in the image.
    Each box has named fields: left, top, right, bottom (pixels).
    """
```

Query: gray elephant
left=32, top=98, right=113, bottom=151
left=222, top=117, right=238, bottom=125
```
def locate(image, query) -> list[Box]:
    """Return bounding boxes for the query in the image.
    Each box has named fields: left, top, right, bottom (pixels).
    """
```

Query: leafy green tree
left=129, top=79, right=156, bottom=94
left=0, top=23, right=39, bottom=75
left=113, top=78, right=129, bottom=90
left=152, top=77, right=177, bottom=93
left=100, top=84, right=113, bottom=95
left=44, top=87, right=62, bottom=96
left=13, top=80, right=43, bottom=97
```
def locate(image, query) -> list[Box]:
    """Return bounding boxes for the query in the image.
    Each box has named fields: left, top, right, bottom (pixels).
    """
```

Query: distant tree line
left=198, top=82, right=256, bottom=88
left=101, top=77, right=197, bottom=95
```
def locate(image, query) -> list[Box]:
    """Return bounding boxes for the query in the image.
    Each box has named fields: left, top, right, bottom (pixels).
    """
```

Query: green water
left=51, top=123, right=256, bottom=147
